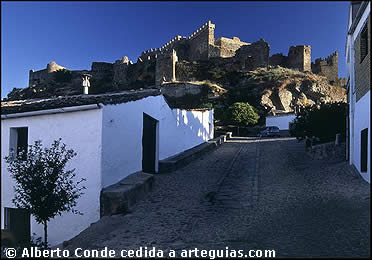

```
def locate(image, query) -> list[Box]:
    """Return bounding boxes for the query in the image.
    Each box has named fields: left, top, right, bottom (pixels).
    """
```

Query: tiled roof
left=1, top=89, right=161, bottom=115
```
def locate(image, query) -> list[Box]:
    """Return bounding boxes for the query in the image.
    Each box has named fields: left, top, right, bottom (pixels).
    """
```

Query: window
left=360, top=128, right=368, bottom=172
left=360, top=24, right=368, bottom=62
left=9, top=127, right=28, bottom=160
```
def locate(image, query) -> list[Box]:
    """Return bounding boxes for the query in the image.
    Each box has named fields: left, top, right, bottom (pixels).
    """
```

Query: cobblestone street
left=66, top=137, right=370, bottom=257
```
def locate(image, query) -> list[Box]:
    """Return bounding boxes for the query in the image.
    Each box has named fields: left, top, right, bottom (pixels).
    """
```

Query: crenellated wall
left=311, top=51, right=339, bottom=83
left=188, top=21, right=215, bottom=61
left=24, top=21, right=343, bottom=95
left=140, top=35, right=186, bottom=61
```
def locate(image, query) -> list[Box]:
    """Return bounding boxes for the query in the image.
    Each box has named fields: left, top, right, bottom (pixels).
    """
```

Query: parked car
left=259, top=126, right=280, bottom=137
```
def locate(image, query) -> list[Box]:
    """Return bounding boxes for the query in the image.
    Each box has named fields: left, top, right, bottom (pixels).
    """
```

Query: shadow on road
left=227, top=136, right=297, bottom=143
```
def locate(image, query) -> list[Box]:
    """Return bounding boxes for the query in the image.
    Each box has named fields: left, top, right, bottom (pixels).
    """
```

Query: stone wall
left=235, top=39, right=270, bottom=69
left=311, top=51, right=339, bottom=84
left=354, top=15, right=370, bottom=102
left=188, top=21, right=215, bottom=61
left=155, top=50, right=178, bottom=87
left=113, top=57, right=130, bottom=88
left=269, top=53, right=288, bottom=67
left=28, top=61, right=67, bottom=87
left=91, top=62, right=114, bottom=81
left=28, top=69, right=48, bottom=87
left=307, top=142, right=346, bottom=160
left=214, top=36, right=249, bottom=58
left=287, top=45, right=311, bottom=72
left=140, top=36, right=187, bottom=62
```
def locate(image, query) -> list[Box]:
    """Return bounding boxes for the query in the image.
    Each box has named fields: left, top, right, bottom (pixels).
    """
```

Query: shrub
left=290, top=102, right=347, bottom=143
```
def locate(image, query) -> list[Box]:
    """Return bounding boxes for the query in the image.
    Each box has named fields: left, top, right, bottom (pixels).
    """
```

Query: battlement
left=25, top=21, right=342, bottom=93
left=314, top=51, right=338, bottom=66
left=188, top=21, right=215, bottom=40
left=311, top=51, right=338, bottom=83
left=141, top=35, right=186, bottom=57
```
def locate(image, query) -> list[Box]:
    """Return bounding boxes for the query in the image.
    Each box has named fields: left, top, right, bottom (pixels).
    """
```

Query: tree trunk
left=237, top=126, right=240, bottom=136
left=44, top=220, right=48, bottom=248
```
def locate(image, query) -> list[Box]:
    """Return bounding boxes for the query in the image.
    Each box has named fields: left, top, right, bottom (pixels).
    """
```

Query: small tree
left=4, top=139, right=86, bottom=247
left=224, top=102, right=260, bottom=135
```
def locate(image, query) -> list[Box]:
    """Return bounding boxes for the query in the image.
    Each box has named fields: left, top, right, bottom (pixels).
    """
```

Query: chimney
left=81, top=74, right=92, bottom=95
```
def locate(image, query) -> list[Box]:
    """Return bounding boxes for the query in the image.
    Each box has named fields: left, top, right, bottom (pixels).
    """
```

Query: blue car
left=259, top=126, right=280, bottom=137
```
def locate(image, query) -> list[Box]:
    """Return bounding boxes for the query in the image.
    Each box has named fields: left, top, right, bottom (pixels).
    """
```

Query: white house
left=1, top=89, right=214, bottom=246
left=345, top=1, right=370, bottom=183
left=265, top=111, right=296, bottom=131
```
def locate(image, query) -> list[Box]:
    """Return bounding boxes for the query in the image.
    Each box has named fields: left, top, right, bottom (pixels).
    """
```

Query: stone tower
left=287, top=45, right=311, bottom=72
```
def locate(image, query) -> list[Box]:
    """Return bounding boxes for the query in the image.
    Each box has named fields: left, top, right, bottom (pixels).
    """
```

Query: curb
left=159, top=132, right=232, bottom=173
left=100, top=171, right=154, bottom=217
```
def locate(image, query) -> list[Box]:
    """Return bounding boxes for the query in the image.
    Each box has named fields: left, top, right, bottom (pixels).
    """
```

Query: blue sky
left=1, top=1, right=350, bottom=98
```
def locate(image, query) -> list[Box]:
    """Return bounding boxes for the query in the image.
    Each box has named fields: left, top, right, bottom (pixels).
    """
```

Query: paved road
left=66, top=137, right=370, bottom=257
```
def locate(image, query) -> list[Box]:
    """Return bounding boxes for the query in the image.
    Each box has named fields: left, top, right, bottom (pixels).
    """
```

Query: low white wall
left=351, top=91, right=370, bottom=183
left=1, top=109, right=103, bottom=246
left=101, top=95, right=213, bottom=188
left=265, top=114, right=296, bottom=130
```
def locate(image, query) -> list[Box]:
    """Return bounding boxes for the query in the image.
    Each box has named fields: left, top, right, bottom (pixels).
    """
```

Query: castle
left=27, top=21, right=344, bottom=92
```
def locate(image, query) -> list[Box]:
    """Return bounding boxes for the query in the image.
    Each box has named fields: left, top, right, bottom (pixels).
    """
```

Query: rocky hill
left=164, top=65, right=346, bottom=114
left=4, top=65, right=346, bottom=119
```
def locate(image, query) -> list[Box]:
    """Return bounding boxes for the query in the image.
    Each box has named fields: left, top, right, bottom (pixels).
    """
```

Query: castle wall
left=91, top=62, right=114, bottom=81
left=29, top=69, right=48, bottom=87
left=155, top=51, right=178, bottom=87
left=235, top=39, right=270, bottom=69
left=188, top=21, right=215, bottom=61
left=214, top=37, right=249, bottom=58
left=311, top=51, right=339, bottom=83
left=28, top=61, right=67, bottom=88
left=287, top=45, right=311, bottom=72
left=269, top=53, right=288, bottom=67
left=113, top=62, right=129, bottom=87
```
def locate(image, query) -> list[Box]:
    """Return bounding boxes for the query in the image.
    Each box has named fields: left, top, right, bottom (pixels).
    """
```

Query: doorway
left=4, top=207, right=30, bottom=244
left=142, top=113, right=159, bottom=173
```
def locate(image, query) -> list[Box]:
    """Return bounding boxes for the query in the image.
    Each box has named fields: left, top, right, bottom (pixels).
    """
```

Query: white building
left=265, top=112, right=296, bottom=131
left=345, top=1, right=370, bottom=183
left=1, top=89, right=214, bottom=246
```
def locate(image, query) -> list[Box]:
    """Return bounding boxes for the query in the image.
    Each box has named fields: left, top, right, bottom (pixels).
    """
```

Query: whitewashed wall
left=101, top=95, right=213, bottom=188
left=351, top=91, right=370, bottom=183
left=265, top=114, right=296, bottom=130
left=1, top=94, right=214, bottom=246
left=1, top=109, right=103, bottom=246
left=346, top=2, right=370, bottom=183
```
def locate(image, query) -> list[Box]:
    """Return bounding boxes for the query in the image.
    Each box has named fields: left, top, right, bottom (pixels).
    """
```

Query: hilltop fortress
left=27, top=21, right=345, bottom=94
